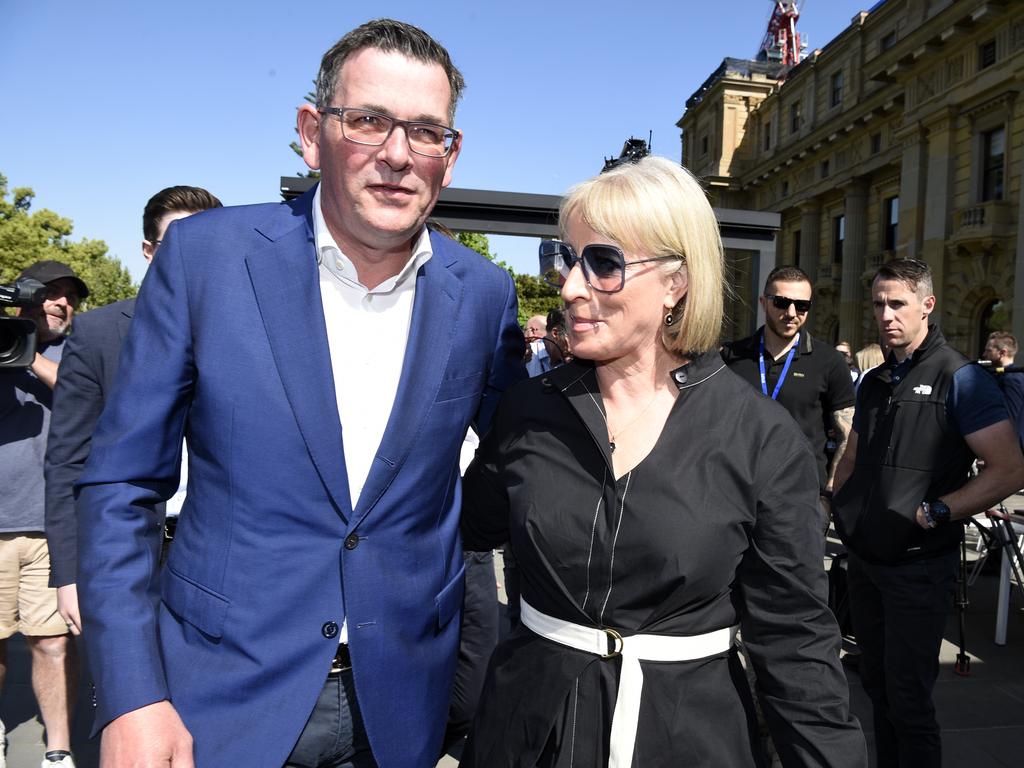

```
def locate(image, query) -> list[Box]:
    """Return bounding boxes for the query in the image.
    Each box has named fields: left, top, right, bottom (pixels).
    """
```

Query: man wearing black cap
left=0, top=259, right=88, bottom=768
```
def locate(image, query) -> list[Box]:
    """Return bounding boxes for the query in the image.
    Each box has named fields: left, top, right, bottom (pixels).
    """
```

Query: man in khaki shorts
left=0, top=260, right=88, bottom=768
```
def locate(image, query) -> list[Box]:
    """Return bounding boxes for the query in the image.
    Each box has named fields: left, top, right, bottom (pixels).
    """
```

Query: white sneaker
left=41, top=751, right=75, bottom=768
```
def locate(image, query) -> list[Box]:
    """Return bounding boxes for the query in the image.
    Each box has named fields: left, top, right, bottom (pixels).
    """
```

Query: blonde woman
left=461, top=157, right=866, bottom=767
left=855, top=342, right=885, bottom=380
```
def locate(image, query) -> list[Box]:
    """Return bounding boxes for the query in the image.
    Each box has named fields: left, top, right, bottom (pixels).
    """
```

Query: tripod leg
left=955, top=527, right=971, bottom=675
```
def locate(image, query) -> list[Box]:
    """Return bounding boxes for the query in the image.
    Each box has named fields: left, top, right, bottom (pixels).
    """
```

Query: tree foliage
left=514, top=272, right=561, bottom=327
left=455, top=231, right=496, bottom=261
left=0, top=174, right=136, bottom=310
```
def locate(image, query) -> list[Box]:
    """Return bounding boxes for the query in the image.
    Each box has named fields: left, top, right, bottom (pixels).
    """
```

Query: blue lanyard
left=759, top=332, right=799, bottom=400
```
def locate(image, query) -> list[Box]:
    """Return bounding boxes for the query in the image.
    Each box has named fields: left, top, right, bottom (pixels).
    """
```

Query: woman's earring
left=664, top=312, right=675, bottom=326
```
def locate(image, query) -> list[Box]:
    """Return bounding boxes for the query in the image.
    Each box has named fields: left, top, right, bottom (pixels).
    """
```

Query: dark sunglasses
left=765, top=294, right=812, bottom=313
left=539, top=240, right=679, bottom=294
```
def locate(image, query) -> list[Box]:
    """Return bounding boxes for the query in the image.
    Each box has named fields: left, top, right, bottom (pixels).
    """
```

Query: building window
left=982, top=127, right=1005, bottom=201
left=979, top=39, right=996, bottom=70
left=764, top=120, right=772, bottom=150
left=793, top=230, right=802, bottom=267
left=880, top=30, right=897, bottom=51
left=790, top=101, right=802, bottom=134
left=821, top=159, right=830, bottom=179
left=833, top=215, right=845, bottom=264
left=782, top=180, right=789, bottom=197
left=883, top=196, right=899, bottom=251
left=831, top=71, right=844, bottom=107
left=870, top=132, right=882, bottom=155
left=701, top=134, right=709, bottom=156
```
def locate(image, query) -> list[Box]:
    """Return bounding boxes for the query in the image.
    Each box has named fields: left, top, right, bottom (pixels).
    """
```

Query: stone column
left=895, top=122, right=927, bottom=259
left=920, top=108, right=959, bottom=310
left=840, top=178, right=869, bottom=348
left=799, top=200, right=822, bottom=285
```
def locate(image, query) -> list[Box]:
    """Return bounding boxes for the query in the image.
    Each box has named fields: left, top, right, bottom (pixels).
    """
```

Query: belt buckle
left=601, top=627, right=624, bottom=659
left=329, top=644, right=352, bottom=675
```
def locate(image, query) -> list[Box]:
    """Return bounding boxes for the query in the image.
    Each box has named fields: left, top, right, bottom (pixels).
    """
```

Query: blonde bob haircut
left=559, top=155, right=725, bottom=355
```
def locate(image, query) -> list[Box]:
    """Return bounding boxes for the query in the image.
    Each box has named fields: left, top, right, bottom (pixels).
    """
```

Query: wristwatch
left=921, top=499, right=952, bottom=529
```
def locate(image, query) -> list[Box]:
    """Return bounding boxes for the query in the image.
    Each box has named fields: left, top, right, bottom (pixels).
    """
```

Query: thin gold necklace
left=582, top=382, right=659, bottom=453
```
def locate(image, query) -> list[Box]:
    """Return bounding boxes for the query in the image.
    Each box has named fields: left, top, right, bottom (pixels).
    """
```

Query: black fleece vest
left=835, top=326, right=974, bottom=563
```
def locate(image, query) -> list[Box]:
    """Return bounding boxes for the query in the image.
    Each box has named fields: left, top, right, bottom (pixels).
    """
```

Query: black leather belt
left=328, top=644, right=352, bottom=676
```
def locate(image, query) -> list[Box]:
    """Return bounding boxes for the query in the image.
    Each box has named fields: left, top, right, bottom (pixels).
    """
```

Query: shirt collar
left=312, top=184, right=432, bottom=293
left=757, top=326, right=812, bottom=358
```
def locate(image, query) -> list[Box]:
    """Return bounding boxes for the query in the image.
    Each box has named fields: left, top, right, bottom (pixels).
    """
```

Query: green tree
left=514, top=272, right=561, bottom=327
left=0, top=174, right=136, bottom=310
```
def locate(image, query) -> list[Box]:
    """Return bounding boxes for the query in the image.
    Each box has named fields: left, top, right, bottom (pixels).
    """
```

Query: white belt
left=520, top=599, right=738, bottom=768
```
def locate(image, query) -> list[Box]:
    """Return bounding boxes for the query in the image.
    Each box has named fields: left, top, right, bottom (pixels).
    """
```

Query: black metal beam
left=279, top=177, right=779, bottom=243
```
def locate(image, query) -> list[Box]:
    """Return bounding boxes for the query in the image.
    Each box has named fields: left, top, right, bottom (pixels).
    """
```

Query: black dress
left=461, top=352, right=866, bottom=768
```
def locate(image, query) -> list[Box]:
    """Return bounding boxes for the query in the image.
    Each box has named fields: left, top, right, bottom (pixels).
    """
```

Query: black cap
left=18, top=260, right=90, bottom=299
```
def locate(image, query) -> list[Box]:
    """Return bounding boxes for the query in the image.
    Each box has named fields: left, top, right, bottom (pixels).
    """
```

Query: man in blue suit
left=45, top=185, right=222, bottom=636
left=77, top=19, right=524, bottom=768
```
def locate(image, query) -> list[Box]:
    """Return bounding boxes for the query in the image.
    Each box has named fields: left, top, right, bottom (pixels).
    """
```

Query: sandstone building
left=679, top=0, right=1024, bottom=356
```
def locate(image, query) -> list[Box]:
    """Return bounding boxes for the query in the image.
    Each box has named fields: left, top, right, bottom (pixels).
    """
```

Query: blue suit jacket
left=45, top=297, right=135, bottom=586
left=77, top=189, right=524, bottom=767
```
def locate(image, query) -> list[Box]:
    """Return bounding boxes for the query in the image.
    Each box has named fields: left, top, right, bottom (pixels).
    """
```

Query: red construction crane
left=757, top=1, right=807, bottom=67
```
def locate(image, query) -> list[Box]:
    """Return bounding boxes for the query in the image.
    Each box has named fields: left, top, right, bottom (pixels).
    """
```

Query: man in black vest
left=834, top=259, right=1024, bottom=768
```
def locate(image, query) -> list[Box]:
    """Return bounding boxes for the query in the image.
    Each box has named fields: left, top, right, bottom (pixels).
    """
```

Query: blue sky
left=1, top=0, right=872, bottom=282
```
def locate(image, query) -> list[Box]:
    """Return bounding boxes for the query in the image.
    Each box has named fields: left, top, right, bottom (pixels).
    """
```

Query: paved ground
left=5, top=530, right=1024, bottom=767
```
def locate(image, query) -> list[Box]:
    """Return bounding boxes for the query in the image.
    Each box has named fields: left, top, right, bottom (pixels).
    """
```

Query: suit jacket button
left=322, top=621, right=339, bottom=639
left=344, top=534, right=359, bottom=550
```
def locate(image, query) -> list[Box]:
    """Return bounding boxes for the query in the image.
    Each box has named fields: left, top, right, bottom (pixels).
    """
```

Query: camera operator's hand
left=29, top=350, right=59, bottom=389
left=57, top=583, right=83, bottom=635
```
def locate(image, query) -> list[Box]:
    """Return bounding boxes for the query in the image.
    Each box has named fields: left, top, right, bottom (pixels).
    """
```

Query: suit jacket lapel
left=245, top=191, right=353, bottom=520
left=352, top=232, right=460, bottom=524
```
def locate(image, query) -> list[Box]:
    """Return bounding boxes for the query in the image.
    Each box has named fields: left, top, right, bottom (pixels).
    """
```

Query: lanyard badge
left=758, top=332, right=799, bottom=401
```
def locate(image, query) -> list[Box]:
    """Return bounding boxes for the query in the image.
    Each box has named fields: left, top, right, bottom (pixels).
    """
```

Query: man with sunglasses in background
left=721, top=265, right=856, bottom=508
left=75, top=19, right=523, bottom=768
left=1, top=260, right=89, bottom=768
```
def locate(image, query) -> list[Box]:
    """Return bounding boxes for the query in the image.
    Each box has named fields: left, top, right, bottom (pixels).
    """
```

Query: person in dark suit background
left=44, top=185, right=222, bottom=636
left=76, top=18, right=523, bottom=768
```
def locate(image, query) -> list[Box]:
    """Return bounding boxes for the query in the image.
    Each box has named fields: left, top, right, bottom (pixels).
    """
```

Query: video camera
left=0, top=277, right=47, bottom=368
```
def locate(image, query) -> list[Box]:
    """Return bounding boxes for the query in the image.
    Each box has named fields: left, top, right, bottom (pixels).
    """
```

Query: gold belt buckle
left=601, top=627, right=624, bottom=659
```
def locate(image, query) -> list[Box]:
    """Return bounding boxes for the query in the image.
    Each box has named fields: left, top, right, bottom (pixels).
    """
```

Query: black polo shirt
left=720, top=329, right=856, bottom=489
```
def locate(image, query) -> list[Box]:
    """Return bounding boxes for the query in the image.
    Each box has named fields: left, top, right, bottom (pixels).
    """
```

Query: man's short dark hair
left=988, top=331, right=1018, bottom=357
left=143, top=186, right=223, bottom=243
left=875, top=258, right=933, bottom=298
left=315, top=18, right=465, bottom=124
left=763, top=265, right=811, bottom=295
left=546, top=308, right=566, bottom=335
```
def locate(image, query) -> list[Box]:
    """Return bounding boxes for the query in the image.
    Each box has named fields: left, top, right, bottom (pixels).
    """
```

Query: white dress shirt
left=314, top=187, right=432, bottom=645
left=312, top=185, right=432, bottom=510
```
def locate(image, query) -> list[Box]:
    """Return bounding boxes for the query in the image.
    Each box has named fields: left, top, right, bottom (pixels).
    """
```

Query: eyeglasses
left=317, top=106, right=459, bottom=158
left=539, top=240, right=680, bottom=294
left=765, top=294, right=812, bottom=313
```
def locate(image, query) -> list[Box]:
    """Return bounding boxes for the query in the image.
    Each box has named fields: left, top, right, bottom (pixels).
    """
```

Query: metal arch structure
left=280, top=176, right=561, bottom=238
left=280, top=176, right=779, bottom=254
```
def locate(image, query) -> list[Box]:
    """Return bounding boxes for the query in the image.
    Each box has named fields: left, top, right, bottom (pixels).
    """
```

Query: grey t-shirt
left=0, top=338, right=64, bottom=533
